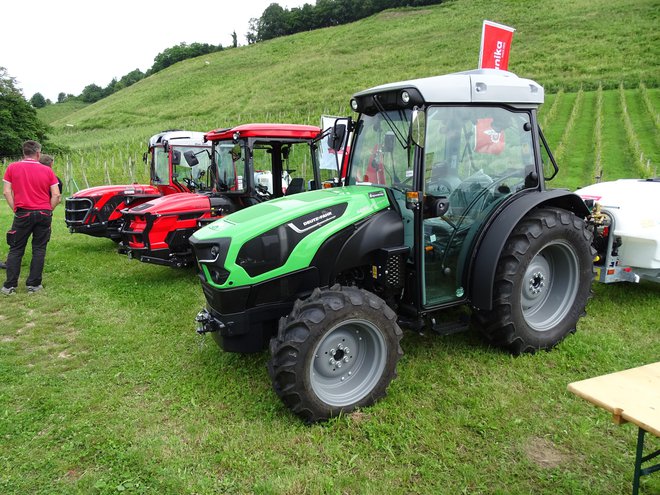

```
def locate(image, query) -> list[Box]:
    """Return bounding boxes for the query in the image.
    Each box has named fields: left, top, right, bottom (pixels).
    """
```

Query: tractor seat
left=285, top=177, right=305, bottom=195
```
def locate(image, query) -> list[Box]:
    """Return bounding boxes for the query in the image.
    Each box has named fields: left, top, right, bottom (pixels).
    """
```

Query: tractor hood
left=72, top=184, right=159, bottom=198
left=195, top=185, right=390, bottom=241
left=191, top=185, right=392, bottom=287
left=124, top=192, right=211, bottom=216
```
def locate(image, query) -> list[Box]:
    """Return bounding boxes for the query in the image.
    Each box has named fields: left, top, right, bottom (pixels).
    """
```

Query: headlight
left=190, top=237, right=231, bottom=285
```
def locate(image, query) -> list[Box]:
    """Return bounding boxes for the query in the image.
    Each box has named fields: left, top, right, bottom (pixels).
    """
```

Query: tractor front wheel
left=268, top=285, right=403, bottom=422
left=473, top=207, right=594, bottom=354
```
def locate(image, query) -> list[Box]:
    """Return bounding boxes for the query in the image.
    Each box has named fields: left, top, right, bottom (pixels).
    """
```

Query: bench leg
left=633, top=427, right=660, bottom=495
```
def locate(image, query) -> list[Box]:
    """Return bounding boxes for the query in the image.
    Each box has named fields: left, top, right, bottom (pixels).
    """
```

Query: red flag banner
left=474, top=118, right=505, bottom=155
left=478, top=20, right=515, bottom=70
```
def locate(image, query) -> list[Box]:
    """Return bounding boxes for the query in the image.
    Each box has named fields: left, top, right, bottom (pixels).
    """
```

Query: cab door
left=421, top=105, right=538, bottom=306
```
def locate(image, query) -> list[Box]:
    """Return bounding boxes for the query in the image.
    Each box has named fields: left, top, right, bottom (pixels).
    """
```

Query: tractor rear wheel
left=473, top=207, right=594, bottom=354
left=268, top=285, right=403, bottom=422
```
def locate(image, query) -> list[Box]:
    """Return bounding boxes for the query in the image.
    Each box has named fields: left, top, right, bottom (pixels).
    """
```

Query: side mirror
left=172, top=150, right=181, bottom=165
left=230, top=144, right=241, bottom=161
left=184, top=150, right=199, bottom=166
left=426, top=196, right=449, bottom=218
left=142, top=152, right=148, bottom=164
left=328, top=123, right=346, bottom=151
left=411, top=108, right=426, bottom=148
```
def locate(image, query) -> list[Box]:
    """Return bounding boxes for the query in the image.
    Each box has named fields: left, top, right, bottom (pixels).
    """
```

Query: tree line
left=247, top=0, right=443, bottom=43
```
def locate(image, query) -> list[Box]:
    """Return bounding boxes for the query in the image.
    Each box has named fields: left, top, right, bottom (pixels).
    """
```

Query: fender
left=321, top=209, right=405, bottom=285
left=468, top=189, right=590, bottom=310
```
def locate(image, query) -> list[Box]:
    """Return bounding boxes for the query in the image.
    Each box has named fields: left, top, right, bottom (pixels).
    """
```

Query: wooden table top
left=568, top=362, right=660, bottom=437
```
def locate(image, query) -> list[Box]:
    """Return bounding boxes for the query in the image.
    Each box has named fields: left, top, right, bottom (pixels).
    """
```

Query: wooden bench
left=568, top=362, right=660, bottom=494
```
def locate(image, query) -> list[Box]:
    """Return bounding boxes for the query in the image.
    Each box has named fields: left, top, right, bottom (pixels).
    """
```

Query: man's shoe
left=1, top=286, right=16, bottom=295
left=27, top=285, right=43, bottom=293
left=0, top=260, right=6, bottom=269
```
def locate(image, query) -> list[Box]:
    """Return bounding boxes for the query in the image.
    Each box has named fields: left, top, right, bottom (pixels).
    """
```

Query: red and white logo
left=475, top=118, right=505, bottom=155
left=478, top=20, right=515, bottom=71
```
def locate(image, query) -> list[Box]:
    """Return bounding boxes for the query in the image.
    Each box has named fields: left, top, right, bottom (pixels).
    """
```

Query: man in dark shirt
left=2, top=141, right=61, bottom=294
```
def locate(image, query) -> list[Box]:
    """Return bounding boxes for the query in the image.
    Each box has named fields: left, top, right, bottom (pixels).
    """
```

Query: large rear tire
left=268, top=285, right=403, bottom=422
left=472, top=207, right=594, bottom=354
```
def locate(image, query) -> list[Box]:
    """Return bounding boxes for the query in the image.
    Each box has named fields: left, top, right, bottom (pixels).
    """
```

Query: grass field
left=0, top=208, right=658, bottom=494
left=1, top=0, right=659, bottom=493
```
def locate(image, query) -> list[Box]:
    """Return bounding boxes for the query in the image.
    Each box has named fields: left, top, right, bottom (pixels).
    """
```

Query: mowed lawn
left=0, top=204, right=658, bottom=494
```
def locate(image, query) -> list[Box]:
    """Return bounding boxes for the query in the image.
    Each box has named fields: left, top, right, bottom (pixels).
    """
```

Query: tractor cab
left=148, top=130, right=214, bottom=195
left=346, top=79, right=543, bottom=308
left=120, top=123, right=344, bottom=268
left=206, top=123, right=342, bottom=201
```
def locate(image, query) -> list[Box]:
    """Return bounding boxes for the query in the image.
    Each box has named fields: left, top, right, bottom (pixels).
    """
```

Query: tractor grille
left=120, top=214, right=149, bottom=247
left=372, top=247, right=408, bottom=289
left=65, top=197, right=94, bottom=226
left=385, top=254, right=404, bottom=288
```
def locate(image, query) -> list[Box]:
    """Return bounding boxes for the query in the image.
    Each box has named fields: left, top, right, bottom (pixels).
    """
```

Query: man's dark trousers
left=4, top=209, right=52, bottom=288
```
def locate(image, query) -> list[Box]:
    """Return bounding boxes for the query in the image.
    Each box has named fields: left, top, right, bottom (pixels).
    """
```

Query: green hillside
left=37, top=99, right=89, bottom=125
left=37, top=0, right=658, bottom=191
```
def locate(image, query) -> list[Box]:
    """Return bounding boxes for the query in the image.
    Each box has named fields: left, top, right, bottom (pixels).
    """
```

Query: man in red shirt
left=2, top=140, right=61, bottom=295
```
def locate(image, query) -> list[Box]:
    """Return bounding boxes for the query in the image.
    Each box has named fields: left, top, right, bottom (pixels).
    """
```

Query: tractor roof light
left=401, top=91, right=410, bottom=104
left=350, top=98, right=359, bottom=112
left=233, top=131, right=240, bottom=143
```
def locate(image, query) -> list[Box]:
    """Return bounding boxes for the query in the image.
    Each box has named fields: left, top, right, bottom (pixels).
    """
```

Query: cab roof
left=149, top=130, right=208, bottom=148
left=353, top=69, right=544, bottom=108
left=204, top=123, right=321, bottom=142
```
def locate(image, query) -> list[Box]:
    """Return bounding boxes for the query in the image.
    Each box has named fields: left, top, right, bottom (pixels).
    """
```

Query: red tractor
left=119, top=123, right=344, bottom=268
left=64, top=130, right=213, bottom=241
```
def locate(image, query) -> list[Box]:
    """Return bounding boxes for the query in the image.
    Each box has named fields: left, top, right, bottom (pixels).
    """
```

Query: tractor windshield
left=213, top=143, right=244, bottom=192
left=172, top=146, right=213, bottom=190
left=348, top=110, right=414, bottom=191
left=152, top=145, right=212, bottom=189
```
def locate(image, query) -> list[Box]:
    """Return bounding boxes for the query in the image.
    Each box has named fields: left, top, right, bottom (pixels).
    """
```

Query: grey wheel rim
left=521, top=240, right=579, bottom=332
left=310, top=319, right=387, bottom=407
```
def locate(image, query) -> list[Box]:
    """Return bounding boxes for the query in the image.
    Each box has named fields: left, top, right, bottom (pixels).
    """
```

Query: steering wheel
left=183, top=177, right=198, bottom=190
left=255, top=183, right=273, bottom=200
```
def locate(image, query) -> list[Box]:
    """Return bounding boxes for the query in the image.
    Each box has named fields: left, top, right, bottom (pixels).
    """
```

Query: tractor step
left=431, top=317, right=469, bottom=336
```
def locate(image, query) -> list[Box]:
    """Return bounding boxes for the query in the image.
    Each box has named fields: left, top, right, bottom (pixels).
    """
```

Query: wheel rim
left=310, top=319, right=387, bottom=407
left=521, top=240, right=579, bottom=332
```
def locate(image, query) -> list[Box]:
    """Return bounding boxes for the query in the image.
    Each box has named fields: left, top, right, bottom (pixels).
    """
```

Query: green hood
left=192, top=185, right=392, bottom=287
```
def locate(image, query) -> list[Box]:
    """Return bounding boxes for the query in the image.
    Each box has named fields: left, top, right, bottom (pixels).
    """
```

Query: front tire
left=268, top=285, right=403, bottom=422
left=473, top=207, right=594, bottom=354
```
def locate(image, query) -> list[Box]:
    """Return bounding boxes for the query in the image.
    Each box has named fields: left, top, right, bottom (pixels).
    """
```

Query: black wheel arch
left=468, top=189, right=591, bottom=311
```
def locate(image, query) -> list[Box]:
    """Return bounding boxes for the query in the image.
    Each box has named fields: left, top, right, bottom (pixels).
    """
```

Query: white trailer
left=576, top=178, right=660, bottom=284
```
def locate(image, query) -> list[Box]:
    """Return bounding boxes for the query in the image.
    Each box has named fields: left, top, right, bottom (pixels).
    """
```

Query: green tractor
left=191, top=69, right=594, bottom=422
